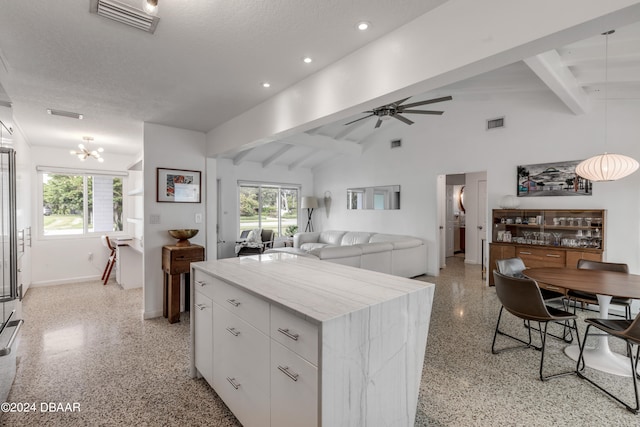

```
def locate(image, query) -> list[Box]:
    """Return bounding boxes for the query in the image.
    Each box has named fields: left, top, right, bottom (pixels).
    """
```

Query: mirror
left=347, top=185, right=400, bottom=210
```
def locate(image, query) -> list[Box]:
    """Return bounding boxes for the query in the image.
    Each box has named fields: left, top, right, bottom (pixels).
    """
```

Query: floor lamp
left=301, top=196, right=318, bottom=232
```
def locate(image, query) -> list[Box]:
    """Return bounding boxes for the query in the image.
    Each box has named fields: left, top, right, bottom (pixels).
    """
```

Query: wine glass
left=552, top=232, right=562, bottom=246
left=523, top=231, right=531, bottom=244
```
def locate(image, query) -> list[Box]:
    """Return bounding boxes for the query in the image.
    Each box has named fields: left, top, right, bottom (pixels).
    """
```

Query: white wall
left=30, top=146, right=136, bottom=286
left=216, top=158, right=313, bottom=259
left=143, top=123, right=206, bottom=319
left=312, top=91, right=640, bottom=276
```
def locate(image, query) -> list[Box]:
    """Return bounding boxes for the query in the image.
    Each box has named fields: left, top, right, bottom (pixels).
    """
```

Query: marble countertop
left=192, top=253, right=434, bottom=324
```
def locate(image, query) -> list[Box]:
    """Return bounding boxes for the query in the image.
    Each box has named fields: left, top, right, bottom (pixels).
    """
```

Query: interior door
left=477, top=179, right=487, bottom=266
left=445, top=185, right=454, bottom=257
left=437, top=175, right=446, bottom=269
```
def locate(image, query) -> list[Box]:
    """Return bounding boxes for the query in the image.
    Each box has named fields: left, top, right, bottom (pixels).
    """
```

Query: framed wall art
left=156, top=168, right=201, bottom=203
left=517, top=160, right=592, bottom=197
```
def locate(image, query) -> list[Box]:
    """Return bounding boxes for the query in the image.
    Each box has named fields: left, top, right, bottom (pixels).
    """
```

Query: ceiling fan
left=344, top=95, right=452, bottom=128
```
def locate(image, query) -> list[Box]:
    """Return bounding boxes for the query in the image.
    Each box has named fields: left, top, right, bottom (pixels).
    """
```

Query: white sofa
left=266, top=230, right=427, bottom=278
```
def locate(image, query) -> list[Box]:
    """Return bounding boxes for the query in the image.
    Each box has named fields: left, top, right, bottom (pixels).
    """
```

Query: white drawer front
left=193, top=270, right=216, bottom=301
left=212, top=277, right=269, bottom=334
left=271, top=341, right=318, bottom=427
left=193, top=291, right=213, bottom=384
left=212, top=305, right=270, bottom=427
left=271, top=305, right=318, bottom=366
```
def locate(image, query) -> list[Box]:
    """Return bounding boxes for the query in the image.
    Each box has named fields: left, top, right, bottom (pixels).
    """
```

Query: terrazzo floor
left=2, top=257, right=639, bottom=426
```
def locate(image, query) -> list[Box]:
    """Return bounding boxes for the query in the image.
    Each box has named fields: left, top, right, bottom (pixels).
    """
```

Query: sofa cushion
left=357, top=241, right=394, bottom=254
left=300, top=242, right=330, bottom=252
left=318, top=230, right=347, bottom=245
left=309, top=245, right=362, bottom=260
left=369, top=233, right=423, bottom=249
left=341, top=232, right=372, bottom=246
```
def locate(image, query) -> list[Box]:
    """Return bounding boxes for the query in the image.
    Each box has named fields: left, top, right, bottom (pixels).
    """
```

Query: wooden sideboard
left=489, top=209, right=605, bottom=286
left=190, top=253, right=434, bottom=427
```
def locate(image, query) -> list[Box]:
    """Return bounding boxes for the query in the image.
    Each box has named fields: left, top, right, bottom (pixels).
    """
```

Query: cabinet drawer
left=271, top=341, right=318, bottom=427
left=271, top=305, right=319, bottom=366
left=517, top=247, right=565, bottom=268
left=163, top=246, right=204, bottom=274
left=211, top=278, right=269, bottom=334
left=213, top=305, right=270, bottom=427
left=193, top=291, right=213, bottom=384
left=193, top=270, right=216, bottom=301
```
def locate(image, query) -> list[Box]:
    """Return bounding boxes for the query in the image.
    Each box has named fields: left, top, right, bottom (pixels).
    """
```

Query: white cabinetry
left=193, top=288, right=213, bottom=384
left=190, top=254, right=434, bottom=427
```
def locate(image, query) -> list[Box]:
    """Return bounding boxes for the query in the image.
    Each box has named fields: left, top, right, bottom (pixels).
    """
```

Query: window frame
left=237, top=181, right=301, bottom=238
left=37, top=166, right=128, bottom=240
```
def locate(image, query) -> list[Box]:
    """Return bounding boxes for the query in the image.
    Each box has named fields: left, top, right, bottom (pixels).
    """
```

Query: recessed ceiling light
left=303, top=57, right=313, bottom=64
left=262, top=82, right=271, bottom=88
left=357, top=21, right=370, bottom=31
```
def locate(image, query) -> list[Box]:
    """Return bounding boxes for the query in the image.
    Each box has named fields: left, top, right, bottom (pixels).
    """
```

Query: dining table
left=524, top=267, right=640, bottom=377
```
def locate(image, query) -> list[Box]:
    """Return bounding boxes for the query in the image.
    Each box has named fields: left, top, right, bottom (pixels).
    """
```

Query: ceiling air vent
left=390, top=139, right=402, bottom=149
left=487, top=117, right=505, bottom=130
left=90, top=0, right=159, bottom=34
left=47, top=109, right=83, bottom=120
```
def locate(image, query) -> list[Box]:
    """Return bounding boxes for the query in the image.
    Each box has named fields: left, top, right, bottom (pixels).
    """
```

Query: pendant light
left=143, top=0, right=158, bottom=16
left=576, top=30, right=639, bottom=182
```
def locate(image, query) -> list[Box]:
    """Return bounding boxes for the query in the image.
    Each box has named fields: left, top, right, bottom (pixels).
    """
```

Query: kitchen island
left=190, top=253, right=434, bottom=427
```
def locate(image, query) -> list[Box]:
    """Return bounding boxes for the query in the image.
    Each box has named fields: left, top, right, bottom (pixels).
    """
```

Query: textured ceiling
left=0, top=0, right=446, bottom=155
left=0, top=1, right=639, bottom=166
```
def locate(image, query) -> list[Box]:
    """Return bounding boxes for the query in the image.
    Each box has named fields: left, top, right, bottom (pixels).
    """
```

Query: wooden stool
left=162, top=244, right=204, bottom=324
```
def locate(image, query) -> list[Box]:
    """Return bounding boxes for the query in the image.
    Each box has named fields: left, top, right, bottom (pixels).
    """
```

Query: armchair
left=236, top=228, right=275, bottom=256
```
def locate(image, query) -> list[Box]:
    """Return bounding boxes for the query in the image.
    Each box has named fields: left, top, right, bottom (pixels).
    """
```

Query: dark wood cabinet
left=489, top=209, right=605, bottom=286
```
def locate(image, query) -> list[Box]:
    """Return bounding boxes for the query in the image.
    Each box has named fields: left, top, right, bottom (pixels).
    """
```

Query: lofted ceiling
left=0, top=1, right=639, bottom=168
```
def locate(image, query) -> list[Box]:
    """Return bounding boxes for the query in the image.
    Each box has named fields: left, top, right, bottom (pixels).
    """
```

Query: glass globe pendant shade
left=143, top=0, right=158, bottom=15
left=576, top=153, right=639, bottom=182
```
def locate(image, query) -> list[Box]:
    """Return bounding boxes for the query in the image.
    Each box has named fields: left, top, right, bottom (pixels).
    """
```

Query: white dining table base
left=564, top=294, right=636, bottom=377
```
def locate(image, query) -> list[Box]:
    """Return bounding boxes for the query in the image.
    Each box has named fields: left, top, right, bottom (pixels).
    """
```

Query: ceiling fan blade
left=374, top=118, right=383, bottom=128
left=388, top=97, right=411, bottom=107
left=393, top=114, right=414, bottom=125
left=344, top=113, right=374, bottom=126
left=399, top=95, right=452, bottom=109
left=400, top=109, right=444, bottom=115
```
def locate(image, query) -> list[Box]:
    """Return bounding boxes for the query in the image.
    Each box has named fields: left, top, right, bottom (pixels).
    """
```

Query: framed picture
left=517, top=160, right=591, bottom=197
left=156, top=168, right=201, bottom=203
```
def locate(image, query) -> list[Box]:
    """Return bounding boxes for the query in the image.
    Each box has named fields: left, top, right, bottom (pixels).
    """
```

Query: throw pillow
left=247, top=228, right=262, bottom=244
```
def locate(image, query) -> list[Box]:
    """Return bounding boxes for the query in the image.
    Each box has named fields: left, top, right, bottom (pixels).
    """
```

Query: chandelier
left=576, top=30, right=638, bottom=182
left=70, top=136, right=104, bottom=163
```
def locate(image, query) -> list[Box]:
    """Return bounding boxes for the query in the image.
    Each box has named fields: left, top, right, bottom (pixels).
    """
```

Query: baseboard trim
left=30, top=275, right=103, bottom=288
left=143, top=310, right=164, bottom=320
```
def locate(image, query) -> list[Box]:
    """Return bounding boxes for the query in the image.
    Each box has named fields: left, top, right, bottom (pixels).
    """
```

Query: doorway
left=437, top=171, right=488, bottom=273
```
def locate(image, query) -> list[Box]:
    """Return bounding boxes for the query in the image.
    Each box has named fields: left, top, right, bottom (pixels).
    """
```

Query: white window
left=238, top=183, right=299, bottom=237
left=39, top=168, right=125, bottom=237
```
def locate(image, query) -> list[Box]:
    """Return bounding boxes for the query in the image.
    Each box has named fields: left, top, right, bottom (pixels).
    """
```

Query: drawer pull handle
left=277, top=328, right=299, bottom=341
left=546, top=254, right=561, bottom=258
left=226, top=299, right=241, bottom=307
left=195, top=304, right=207, bottom=311
left=226, top=327, right=240, bottom=337
left=519, top=251, right=532, bottom=255
left=546, top=286, right=561, bottom=291
left=278, top=365, right=299, bottom=382
left=226, top=377, right=241, bottom=390
left=195, top=280, right=207, bottom=287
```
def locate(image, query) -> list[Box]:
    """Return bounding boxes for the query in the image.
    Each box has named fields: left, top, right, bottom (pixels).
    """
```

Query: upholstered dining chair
left=567, top=259, right=632, bottom=319
left=496, top=257, right=571, bottom=342
left=496, top=257, right=565, bottom=301
left=492, top=270, right=581, bottom=381
left=577, top=313, right=640, bottom=414
left=101, top=235, right=116, bottom=285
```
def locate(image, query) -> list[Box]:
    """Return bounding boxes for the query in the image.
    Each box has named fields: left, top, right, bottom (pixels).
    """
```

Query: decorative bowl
left=168, top=229, right=199, bottom=246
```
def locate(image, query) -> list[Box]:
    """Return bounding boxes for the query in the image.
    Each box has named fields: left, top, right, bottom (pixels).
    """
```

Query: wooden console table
left=162, top=244, right=204, bottom=323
